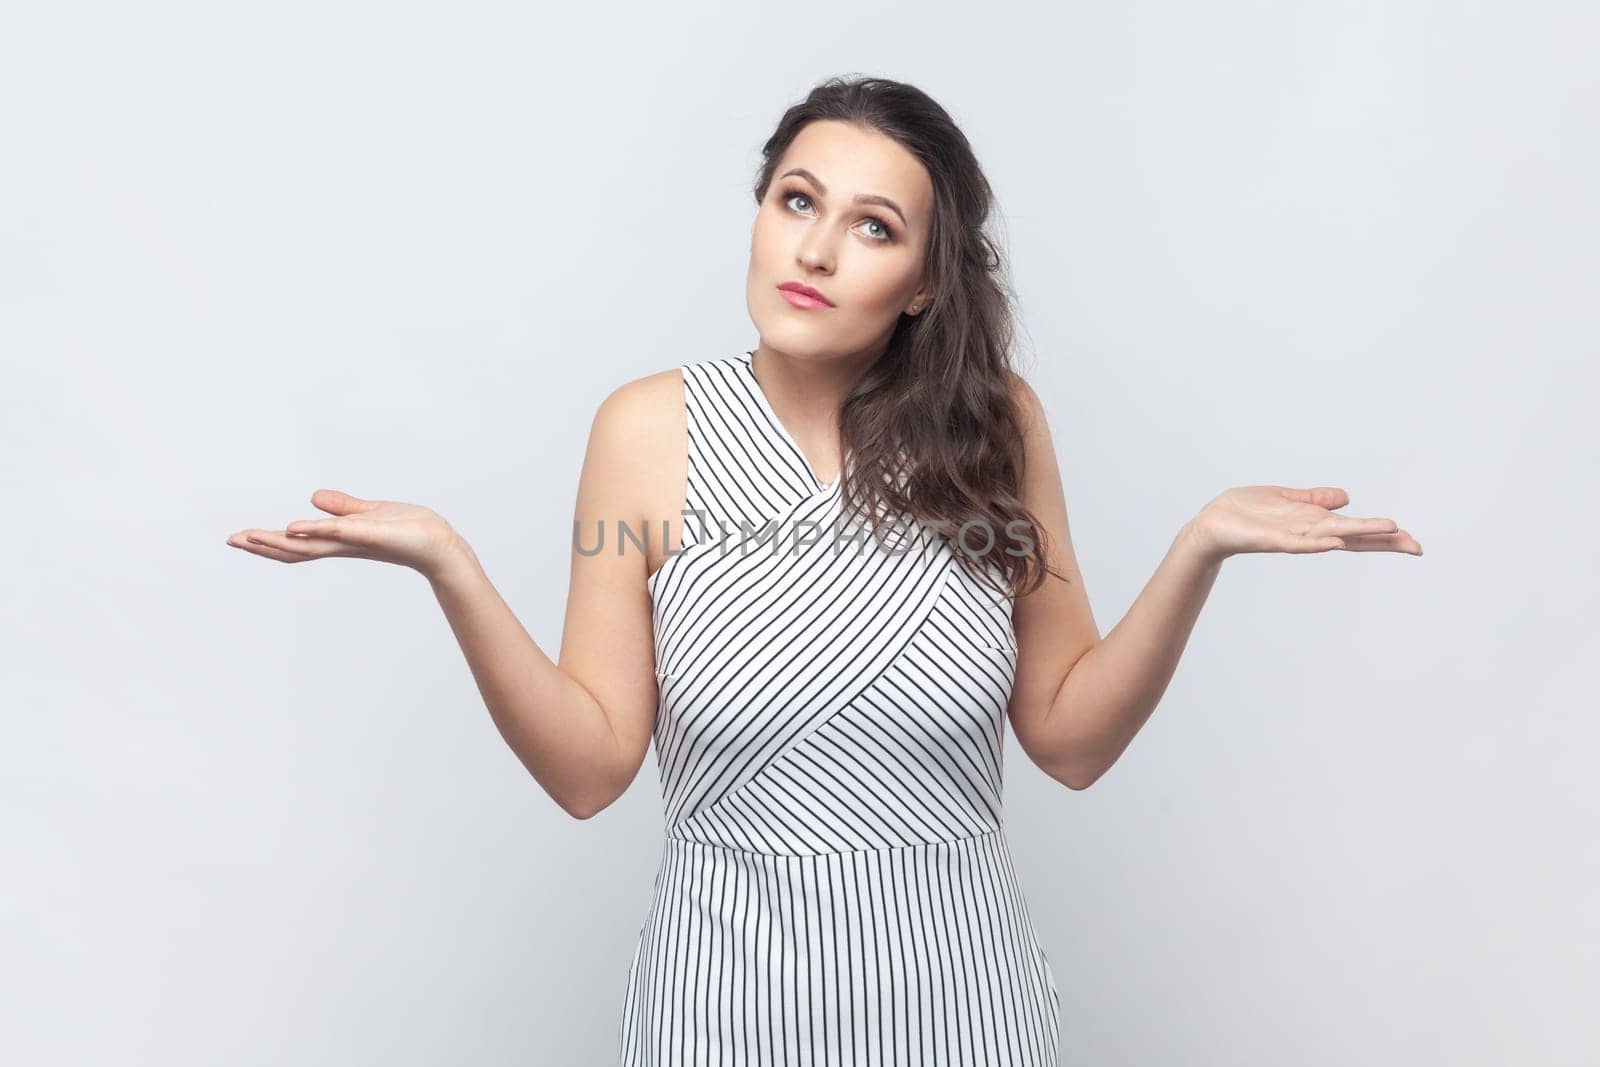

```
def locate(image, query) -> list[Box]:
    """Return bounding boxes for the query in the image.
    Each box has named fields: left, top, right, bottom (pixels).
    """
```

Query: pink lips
left=777, top=283, right=831, bottom=310
left=779, top=289, right=829, bottom=309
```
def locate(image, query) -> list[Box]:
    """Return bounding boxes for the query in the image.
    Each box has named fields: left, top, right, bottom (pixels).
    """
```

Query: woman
left=227, top=76, right=1421, bottom=1064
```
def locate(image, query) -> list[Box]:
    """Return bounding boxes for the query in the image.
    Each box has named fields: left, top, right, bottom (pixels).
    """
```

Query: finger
left=234, top=529, right=343, bottom=559
left=284, top=518, right=346, bottom=537
left=1278, top=486, right=1349, bottom=511
left=1297, top=534, right=1345, bottom=553
left=1319, top=516, right=1399, bottom=538
left=309, top=488, right=379, bottom=517
left=227, top=532, right=318, bottom=563
left=282, top=518, right=379, bottom=549
left=1273, top=531, right=1344, bottom=553
left=1339, top=529, right=1424, bottom=555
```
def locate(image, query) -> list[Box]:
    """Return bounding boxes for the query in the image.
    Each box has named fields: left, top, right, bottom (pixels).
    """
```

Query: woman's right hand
left=226, top=488, right=469, bottom=580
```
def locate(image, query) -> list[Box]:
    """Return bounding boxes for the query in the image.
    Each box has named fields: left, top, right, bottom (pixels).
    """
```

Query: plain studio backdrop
left=2, top=1, right=1595, bottom=1064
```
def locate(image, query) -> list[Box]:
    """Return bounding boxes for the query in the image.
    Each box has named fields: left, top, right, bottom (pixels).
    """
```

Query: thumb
left=310, top=488, right=379, bottom=516
left=1280, top=485, right=1349, bottom=511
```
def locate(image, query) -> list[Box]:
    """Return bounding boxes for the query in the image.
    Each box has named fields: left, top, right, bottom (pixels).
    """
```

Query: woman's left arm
left=1003, top=377, right=1423, bottom=791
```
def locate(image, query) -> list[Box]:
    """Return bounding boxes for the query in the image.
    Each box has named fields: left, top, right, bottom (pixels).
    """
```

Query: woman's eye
left=782, top=191, right=893, bottom=243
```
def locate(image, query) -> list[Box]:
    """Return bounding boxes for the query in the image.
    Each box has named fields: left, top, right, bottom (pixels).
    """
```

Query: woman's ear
left=906, top=277, right=934, bottom=316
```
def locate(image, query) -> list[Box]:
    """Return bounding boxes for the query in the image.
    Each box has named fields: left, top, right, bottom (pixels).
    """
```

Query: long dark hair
left=753, top=74, right=1064, bottom=599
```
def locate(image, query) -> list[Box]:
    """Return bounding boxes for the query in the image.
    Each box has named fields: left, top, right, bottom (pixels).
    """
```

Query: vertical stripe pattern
left=620, top=351, right=1061, bottom=1064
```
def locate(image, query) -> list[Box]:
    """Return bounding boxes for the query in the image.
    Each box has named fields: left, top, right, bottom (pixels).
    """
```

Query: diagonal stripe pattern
left=620, top=351, right=1061, bottom=1065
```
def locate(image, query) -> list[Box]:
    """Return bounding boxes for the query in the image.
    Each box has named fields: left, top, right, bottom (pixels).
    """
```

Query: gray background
left=3, top=1, right=1595, bottom=1063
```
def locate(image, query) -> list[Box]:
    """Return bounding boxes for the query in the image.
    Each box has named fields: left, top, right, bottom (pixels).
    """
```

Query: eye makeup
left=779, top=187, right=897, bottom=243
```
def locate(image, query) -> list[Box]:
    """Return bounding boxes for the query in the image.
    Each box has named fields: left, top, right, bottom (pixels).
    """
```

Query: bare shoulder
left=588, top=365, right=685, bottom=449
left=578, top=365, right=688, bottom=576
left=580, top=365, right=686, bottom=494
left=1003, top=369, right=1055, bottom=473
left=1004, top=368, right=1048, bottom=435
left=998, top=366, right=1062, bottom=527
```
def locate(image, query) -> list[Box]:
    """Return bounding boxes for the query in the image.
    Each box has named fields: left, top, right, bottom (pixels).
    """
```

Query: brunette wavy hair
left=753, top=74, right=1064, bottom=599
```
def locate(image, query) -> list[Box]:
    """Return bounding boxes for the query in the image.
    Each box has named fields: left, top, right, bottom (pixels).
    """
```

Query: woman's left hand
left=1184, top=485, right=1422, bottom=563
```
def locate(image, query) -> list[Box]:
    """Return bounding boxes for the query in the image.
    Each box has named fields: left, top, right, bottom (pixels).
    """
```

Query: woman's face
left=746, top=120, right=934, bottom=360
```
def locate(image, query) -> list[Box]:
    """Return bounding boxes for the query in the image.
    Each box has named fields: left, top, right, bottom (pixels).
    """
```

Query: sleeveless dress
left=617, top=350, right=1062, bottom=1065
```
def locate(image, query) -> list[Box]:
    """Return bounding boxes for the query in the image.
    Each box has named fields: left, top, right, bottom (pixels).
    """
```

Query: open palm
left=1188, top=485, right=1422, bottom=560
left=225, top=488, right=463, bottom=576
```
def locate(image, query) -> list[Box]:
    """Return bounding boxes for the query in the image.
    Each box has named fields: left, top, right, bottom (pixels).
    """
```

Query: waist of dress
left=660, top=826, right=1010, bottom=859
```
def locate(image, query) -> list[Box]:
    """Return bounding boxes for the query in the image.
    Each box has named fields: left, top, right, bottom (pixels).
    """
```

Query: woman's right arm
left=426, top=377, right=671, bottom=818
left=227, top=374, right=676, bottom=820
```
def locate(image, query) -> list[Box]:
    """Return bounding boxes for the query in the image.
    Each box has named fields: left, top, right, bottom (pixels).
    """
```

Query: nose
left=795, top=230, right=835, bottom=275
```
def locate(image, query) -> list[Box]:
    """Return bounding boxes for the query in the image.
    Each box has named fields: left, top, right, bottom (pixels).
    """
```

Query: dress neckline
left=739, top=349, right=840, bottom=492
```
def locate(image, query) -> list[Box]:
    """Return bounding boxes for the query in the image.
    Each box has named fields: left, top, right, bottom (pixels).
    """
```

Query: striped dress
left=618, top=349, right=1062, bottom=1065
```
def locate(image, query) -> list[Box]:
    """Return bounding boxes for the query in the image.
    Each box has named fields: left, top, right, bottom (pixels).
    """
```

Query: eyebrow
left=778, top=167, right=909, bottom=231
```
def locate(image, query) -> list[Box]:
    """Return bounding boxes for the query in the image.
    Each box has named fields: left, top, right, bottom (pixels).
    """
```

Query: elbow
left=559, top=781, right=624, bottom=821
left=525, top=744, right=629, bottom=820
left=1020, top=724, right=1103, bottom=791
left=563, top=800, right=599, bottom=821
left=1061, top=768, right=1102, bottom=791
left=561, top=793, right=608, bottom=821
left=1050, top=766, right=1092, bottom=791
left=1045, top=750, right=1105, bottom=792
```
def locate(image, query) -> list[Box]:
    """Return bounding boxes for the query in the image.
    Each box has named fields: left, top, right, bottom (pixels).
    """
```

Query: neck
left=748, top=344, right=876, bottom=433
